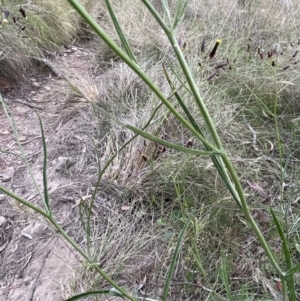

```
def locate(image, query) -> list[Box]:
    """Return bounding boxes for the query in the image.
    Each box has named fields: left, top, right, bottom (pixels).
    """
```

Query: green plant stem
left=0, top=185, right=136, bottom=301
left=0, top=98, right=44, bottom=205
left=141, top=0, right=245, bottom=210
left=282, top=280, right=288, bottom=301
left=141, top=0, right=286, bottom=278
left=67, top=0, right=285, bottom=280
left=221, top=154, right=284, bottom=276
left=0, top=185, right=50, bottom=219
left=141, top=0, right=222, bottom=150
left=66, top=0, right=219, bottom=153
left=38, top=114, right=52, bottom=216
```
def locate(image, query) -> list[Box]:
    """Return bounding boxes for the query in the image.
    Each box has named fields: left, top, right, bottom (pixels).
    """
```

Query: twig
left=247, top=123, right=259, bottom=151
left=9, top=98, right=44, bottom=110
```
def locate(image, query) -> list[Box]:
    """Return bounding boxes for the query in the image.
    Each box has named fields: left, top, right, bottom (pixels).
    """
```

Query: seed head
left=209, top=39, right=222, bottom=59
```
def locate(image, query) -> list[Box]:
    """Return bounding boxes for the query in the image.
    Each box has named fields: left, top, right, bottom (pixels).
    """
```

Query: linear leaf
left=105, top=0, right=137, bottom=63
left=173, top=0, right=188, bottom=29
left=221, top=253, right=233, bottom=301
left=126, top=124, right=223, bottom=156
left=163, top=218, right=190, bottom=301
left=64, top=290, right=111, bottom=301
left=270, top=208, right=295, bottom=300
left=37, top=114, right=51, bottom=215
left=283, top=262, right=300, bottom=280
left=162, top=64, right=241, bottom=207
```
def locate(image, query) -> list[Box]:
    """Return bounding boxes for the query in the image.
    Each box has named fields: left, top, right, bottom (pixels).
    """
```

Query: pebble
left=0, top=216, right=7, bottom=226
left=0, top=166, right=14, bottom=182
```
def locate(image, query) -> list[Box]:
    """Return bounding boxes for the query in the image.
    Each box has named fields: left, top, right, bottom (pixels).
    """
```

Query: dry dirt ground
left=0, top=44, right=103, bottom=301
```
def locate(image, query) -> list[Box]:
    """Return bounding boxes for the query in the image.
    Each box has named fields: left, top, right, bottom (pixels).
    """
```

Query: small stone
left=0, top=130, right=9, bottom=135
left=19, top=136, right=27, bottom=142
left=22, top=222, right=47, bottom=237
left=32, top=82, right=40, bottom=87
left=44, top=86, right=51, bottom=91
left=31, top=222, right=47, bottom=235
left=53, top=156, right=74, bottom=171
left=0, top=216, right=7, bottom=226
left=23, top=276, right=32, bottom=285
left=1, top=167, right=14, bottom=182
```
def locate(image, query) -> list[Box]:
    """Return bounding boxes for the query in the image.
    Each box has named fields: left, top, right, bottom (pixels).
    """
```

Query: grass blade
left=126, top=124, right=223, bottom=156
left=67, top=0, right=221, bottom=153
left=37, top=114, right=51, bottom=215
left=221, top=253, right=233, bottom=301
left=270, top=208, right=296, bottom=301
left=162, top=218, right=190, bottom=301
left=64, top=290, right=111, bottom=301
left=283, top=262, right=300, bottom=280
left=0, top=95, right=45, bottom=204
left=105, top=0, right=137, bottom=63
left=162, top=63, right=242, bottom=207
left=161, top=0, right=172, bottom=27
left=173, top=0, right=188, bottom=29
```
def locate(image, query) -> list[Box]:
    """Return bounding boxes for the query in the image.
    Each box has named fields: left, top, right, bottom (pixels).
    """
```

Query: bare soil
left=0, top=44, right=101, bottom=301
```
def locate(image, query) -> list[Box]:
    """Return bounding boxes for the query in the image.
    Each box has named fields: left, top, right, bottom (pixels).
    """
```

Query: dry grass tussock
left=0, top=0, right=91, bottom=83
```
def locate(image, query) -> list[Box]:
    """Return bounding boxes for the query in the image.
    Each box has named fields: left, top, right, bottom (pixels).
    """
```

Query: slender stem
left=282, top=280, right=288, bottom=301
left=0, top=97, right=44, bottom=204
left=0, top=185, right=49, bottom=218
left=221, top=154, right=284, bottom=276
left=0, top=185, right=136, bottom=301
left=141, top=0, right=284, bottom=278
left=141, top=0, right=223, bottom=149
left=67, top=0, right=219, bottom=152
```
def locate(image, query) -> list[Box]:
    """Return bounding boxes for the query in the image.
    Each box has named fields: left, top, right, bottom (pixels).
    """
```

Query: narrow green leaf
left=105, top=0, right=137, bottom=63
left=126, top=124, right=223, bottom=156
left=0, top=95, right=44, bottom=203
left=162, top=64, right=200, bottom=131
left=162, top=64, right=242, bottom=208
left=221, top=253, right=233, bottom=301
left=173, top=0, right=188, bottom=29
left=161, top=0, right=172, bottom=27
left=68, top=0, right=220, bottom=153
left=64, top=290, right=111, bottom=301
left=162, top=218, right=190, bottom=301
left=109, top=288, right=124, bottom=297
left=270, top=208, right=296, bottom=300
left=283, top=262, right=300, bottom=280
left=37, top=114, right=51, bottom=215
